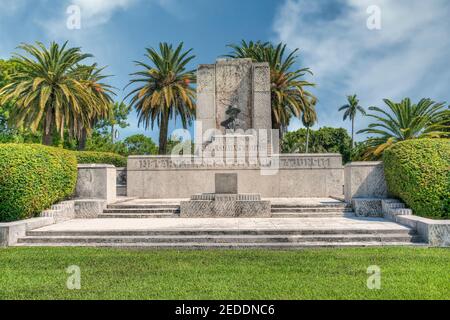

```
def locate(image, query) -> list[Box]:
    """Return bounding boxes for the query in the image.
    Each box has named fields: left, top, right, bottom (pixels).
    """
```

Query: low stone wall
left=344, top=162, right=389, bottom=203
left=0, top=217, right=55, bottom=247
left=127, top=154, right=344, bottom=199
left=381, top=199, right=449, bottom=247
left=396, top=215, right=450, bottom=247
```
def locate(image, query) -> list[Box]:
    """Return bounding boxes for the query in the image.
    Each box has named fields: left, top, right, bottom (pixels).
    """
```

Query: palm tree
left=302, top=100, right=318, bottom=153
left=358, top=98, right=449, bottom=159
left=0, top=41, right=104, bottom=146
left=226, top=40, right=316, bottom=136
left=339, top=94, right=366, bottom=148
left=75, top=64, right=115, bottom=150
left=125, top=42, right=196, bottom=154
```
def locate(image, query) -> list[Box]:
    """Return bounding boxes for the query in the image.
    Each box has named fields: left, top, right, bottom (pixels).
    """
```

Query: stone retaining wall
left=127, top=154, right=344, bottom=199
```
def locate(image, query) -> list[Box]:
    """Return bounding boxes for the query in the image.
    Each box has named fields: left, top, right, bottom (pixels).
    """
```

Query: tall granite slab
left=197, top=59, right=272, bottom=138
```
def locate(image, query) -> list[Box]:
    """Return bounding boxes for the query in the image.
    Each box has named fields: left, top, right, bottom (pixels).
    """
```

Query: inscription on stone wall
left=134, top=156, right=333, bottom=171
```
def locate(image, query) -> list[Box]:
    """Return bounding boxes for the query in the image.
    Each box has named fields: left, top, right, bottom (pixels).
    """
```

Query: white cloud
left=273, top=0, right=450, bottom=134
left=38, top=0, right=188, bottom=39
left=72, top=0, right=139, bottom=26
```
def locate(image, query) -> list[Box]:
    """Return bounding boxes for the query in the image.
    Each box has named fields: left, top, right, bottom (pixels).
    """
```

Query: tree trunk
left=351, top=118, right=355, bottom=149
left=111, top=124, right=115, bottom=144
left=271, top=111, right=283, bottom=140
left=78, top=128, right=87, bottom=151
left=159, top=110, right=169, bottom=155
left=42, top=109, right=54, bottom=146
left=305, top=127, right=310, bottom=153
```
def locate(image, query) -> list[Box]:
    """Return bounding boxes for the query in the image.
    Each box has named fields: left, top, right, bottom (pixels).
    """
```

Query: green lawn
left=0, top=247, right=448, bottom=300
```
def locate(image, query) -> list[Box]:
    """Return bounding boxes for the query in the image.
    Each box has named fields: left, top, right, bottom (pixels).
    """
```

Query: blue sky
left=1, top=0, right=449, bottom=143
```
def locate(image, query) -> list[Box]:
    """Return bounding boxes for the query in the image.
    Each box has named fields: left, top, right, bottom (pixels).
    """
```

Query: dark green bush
left=74, top=151, right=127, bottom=167
left=384, top=139, right=450, bottom=219
left=0, top=144, right=77, bottom=222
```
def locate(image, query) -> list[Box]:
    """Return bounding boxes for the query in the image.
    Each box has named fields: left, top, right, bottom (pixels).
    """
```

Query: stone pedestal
left=76, top=164, right=116, bottom=204
left=344, top=162, right=388, bottom=203
left=180, top=173, right=271, bottom=218
left=181, top=194, right=271, bottom=218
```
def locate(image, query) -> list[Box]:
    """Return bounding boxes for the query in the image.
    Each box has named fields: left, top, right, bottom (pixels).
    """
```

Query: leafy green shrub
left=0, top=144, right=77, bottom=222
left=74, top=151, right=127, bottom=167
left=384, top=139, right=450, bottom=219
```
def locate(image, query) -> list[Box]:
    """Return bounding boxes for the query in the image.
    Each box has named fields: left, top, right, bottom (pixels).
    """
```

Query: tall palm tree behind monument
left=225, top=40, right=316, bottom=136
left=0, top=42, right=107, bottom=145
left=125, top=42, right=196, bottom=154
left=339, top=94, right=366, bottom=148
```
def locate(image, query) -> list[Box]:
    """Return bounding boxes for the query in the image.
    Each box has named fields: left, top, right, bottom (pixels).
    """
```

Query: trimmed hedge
left=0, top=144, right=78, bottom=222
left=74, top=151, right=127, bottom=167
left=384, top=139, right=450, bottom=219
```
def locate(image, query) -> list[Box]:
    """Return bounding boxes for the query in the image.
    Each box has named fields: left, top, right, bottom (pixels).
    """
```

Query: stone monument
left=196, top=58, right=272, bottom=139
left=127, top=58, right=344, bottom=199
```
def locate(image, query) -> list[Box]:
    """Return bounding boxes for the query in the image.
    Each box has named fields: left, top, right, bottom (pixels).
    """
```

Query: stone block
left=253, top=63, right=271, bottom=92
left=76, top=164, right=117, bottom=204
left=197, top=64, right=216, bottom=93
left=344, top=162, right=389, bottom=203
left=197, top=93, right=215, bottom=119
left=180, top=193, right=271, bottom=218
left=215, top=173, right=238, bottom=194
left=352, top=198, right=383, bottom=217
left=74, top=199, right=108, bottom=219
left=253, top=92, right=272, bottom=131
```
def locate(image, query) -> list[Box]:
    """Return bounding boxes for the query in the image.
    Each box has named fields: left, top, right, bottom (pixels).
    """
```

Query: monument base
left=127, top=154, right=344, bottom=199
left=180, top=193, right=271, bottom=218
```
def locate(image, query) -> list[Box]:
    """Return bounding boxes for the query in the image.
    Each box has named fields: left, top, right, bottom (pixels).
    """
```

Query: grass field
left=0, top=247, right=448, bottom=300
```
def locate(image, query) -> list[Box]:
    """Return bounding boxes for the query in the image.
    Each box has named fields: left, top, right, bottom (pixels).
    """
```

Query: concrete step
left=103, top=208, right=180, bottom=214
left=271, top=204, right=351, bottom=209
left=26, top=228, right=417, bottom=237
left=107, top=204, right=180, bottom=209
left=271, top=212, right=353, bottom=218
left=17, top=233, right=423, bottom=245
left=99, top=213, right=180, bottom=219
left=14, top=241, right=427, bottom=249
left=271, top=207, right=353, bottom=213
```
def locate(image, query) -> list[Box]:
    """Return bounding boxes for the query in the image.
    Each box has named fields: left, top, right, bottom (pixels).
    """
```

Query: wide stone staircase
left=15, top=199, right=425, bottom=248
left=17, top=228, right=423, bottom=248
left=98, top=201, right=353, bottom=219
